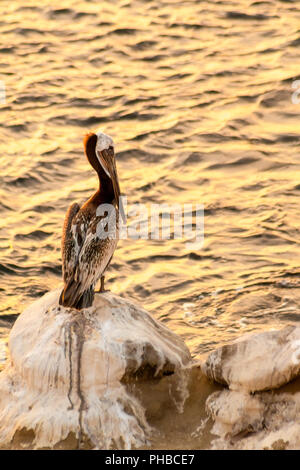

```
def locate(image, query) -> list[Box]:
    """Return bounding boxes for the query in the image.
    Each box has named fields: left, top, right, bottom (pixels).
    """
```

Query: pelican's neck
left=84, top=133, right=115, bottom=204
left=85, top=178, right=114, bottom=211
left=97, top=170, right=115, bottom=203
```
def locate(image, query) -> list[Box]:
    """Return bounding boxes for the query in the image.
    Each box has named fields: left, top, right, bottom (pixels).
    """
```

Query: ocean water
left=1, top=0, right=300, bottom=370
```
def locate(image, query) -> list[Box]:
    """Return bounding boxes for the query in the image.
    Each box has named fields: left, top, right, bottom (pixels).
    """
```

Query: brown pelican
left=59, top=131, right=125, bottom=310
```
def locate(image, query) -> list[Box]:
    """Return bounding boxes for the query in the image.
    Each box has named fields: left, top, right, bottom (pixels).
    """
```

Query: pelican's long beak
left=97, top=147, right=126, bottom=224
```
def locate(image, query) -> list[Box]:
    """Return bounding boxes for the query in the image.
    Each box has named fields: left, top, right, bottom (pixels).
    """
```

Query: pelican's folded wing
left=72, top=209, right=119, bottom=296
left=61, top=202, right=81, bottom=283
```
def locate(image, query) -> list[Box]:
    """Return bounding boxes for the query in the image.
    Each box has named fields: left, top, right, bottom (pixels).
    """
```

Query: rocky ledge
left=0, top=289, right=191, bottom=449
left=0, top=289, right=300, bottom=450
left=202, top=326, right=300, bottom=450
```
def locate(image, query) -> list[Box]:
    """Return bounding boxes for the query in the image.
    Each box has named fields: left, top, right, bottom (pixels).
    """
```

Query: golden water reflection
left=1, top=0, right=300, bottom=360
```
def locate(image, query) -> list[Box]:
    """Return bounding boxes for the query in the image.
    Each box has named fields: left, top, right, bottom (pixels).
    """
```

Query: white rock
left=202, top=325, right=300, bottom=392
left=206, top=388, right=300, bottom=450
left=0, top=289, right=191, bottom=449
left=203, top=325, right=300, bottom=450
left=206, top=390, right=264, bottom=438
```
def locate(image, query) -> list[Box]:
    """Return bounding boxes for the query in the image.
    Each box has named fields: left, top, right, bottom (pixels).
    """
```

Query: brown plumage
left=59, top=131, right=124, bottom=310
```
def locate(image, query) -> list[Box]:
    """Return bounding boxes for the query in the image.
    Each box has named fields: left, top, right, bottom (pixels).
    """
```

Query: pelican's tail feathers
left=59, top=278, right=94, bottom=310
left=76, top=286, right=95, bottom=310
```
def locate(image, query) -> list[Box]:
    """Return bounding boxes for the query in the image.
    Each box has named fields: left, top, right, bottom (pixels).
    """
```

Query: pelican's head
left=95, top=131, right=115, bottom=178
left=84, top=131, right=125, bottom=222
left=95, top=131, right=114, bottom=154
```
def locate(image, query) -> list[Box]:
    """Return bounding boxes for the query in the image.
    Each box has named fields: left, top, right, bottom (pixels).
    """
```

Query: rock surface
left=0, top=289, right=191, bottom=450
left=202, top=325, right=300, bottom=392
left=203, top=325, right=300, bottom=450
left=2, top=290, right=300, bottom=451
left=206, top=386, right=300, bottom=450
